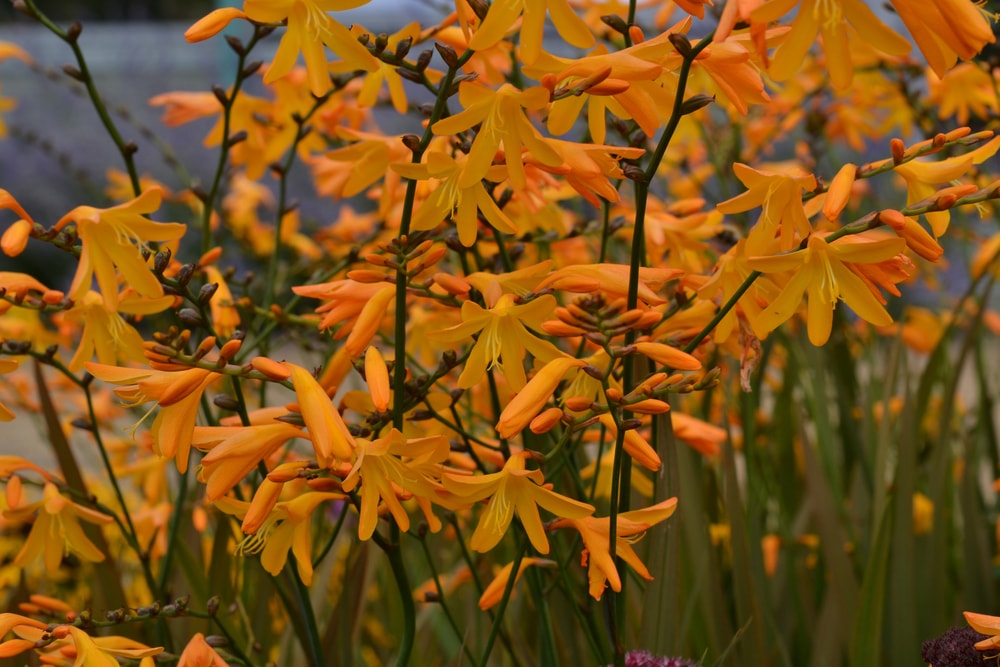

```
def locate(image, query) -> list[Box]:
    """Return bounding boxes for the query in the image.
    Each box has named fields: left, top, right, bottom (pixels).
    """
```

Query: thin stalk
left=478, top=537, right=527, bottom=667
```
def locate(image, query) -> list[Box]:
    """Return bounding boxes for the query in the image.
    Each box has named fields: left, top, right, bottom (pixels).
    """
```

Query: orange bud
left=432, top=272, right=471, bottom=296
left=41, top=290, right=65, bottom=305
left=251, top=356, right=292, bottom=381
left=194, top=336, right=217, bottom=358
left=192, top=505, right=208, bottom=532
left=563, top=396, right=595, bottom=412
left=762, top=534, right=780, bottom=576
left=197, top=246, right=223, bottom=267
left=346, top=269, right=390, bottom=283
left=218, top=338, right=243, bottom=361
left=365, top=346, right=391, bottom=412
left=628, top=25, right=645, bottom=44
left=605, top=387, right=623, bottom=402
left=585, top=78, right=630, bottom=96
left=1, top=219, right=31, bottom=257
left=541, top=320, right=588, bottom=337
left=944, top=127, right=972, bottom=142
left=822, top=163, right=856, bottom=221
left=632, top=341, right=701, bottom=371
left=267, top=461, right=309, bottom=483
left=184, top=7, right=247, bottom=43
left=5, top=474, right=21, bottom=508
left=345, top=286, right=394, bottom=356
left=890, top=137, right=905, bottom=164
left=626, top=399, right=670, bottom=414
left=529, top=407, right=564, bottom=434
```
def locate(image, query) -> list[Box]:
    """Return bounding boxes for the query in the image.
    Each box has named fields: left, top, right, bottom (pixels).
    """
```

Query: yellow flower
left=441, top=452, right=594, bottom=554
left=63, top=290, right=174, bottom=372
left=431, top=83, right=562, bottom=190
left=468, top=0, right=594, bottom=64
left=334, top=22, right=423, bottom=113
left=243, top=0, right=378, bottom=96
left=53, top=188, right=186, bottom=311
left=747, top=232, right=907, bottom=346
left=893, top=136, right=1000, bottom=237
left=432, top=293, right=562, bottom=391
left=550, top=497, right=678, bottom=600
left=341, top=429, right=451, bottom=539
left=717, top=163, right=817, bottom=255
left=752, top=0, right=912, bottom=89
left=392, top=149, right=518, bottom=246
left=63, top=627, right=163, bottom=666
left=216, top=490, right=343, bottom=584
left=3, top=483, right=113, bottom=574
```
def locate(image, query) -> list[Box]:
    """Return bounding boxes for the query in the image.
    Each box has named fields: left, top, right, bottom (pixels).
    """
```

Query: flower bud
left=1, top=219, right=31, bottom=256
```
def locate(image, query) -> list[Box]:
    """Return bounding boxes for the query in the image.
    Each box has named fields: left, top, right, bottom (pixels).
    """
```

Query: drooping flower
left=86, top=362, right=217, bottom=473
left=286, top=362, right=355, bottom=466
left=53, top=188, right=186, bottom=311
left=441, top=452, right=594, bottom=554
left=716, top=163, right=817, bottom=254
left=3, top=483, right=114, bottom=574
left=193, top=422, right=307, bottom=501
left=551, top=497, right=678, bottom=600
left=889, top=0, right=996, bottom=77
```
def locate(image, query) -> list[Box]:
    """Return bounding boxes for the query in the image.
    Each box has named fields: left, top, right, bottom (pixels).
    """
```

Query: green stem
left=478, top=537, right=526, bottom=667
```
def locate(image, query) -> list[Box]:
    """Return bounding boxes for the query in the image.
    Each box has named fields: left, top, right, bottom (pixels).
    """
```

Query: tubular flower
left=496, top=356, right=587, bottom=439
left=431, top=83, right=563, bottom=190
left=468, top=0, right=594, bottom=64
left=286, top=362, right=355, bottom=466
left=431, top=293, right=563, bottom=391
left=0, top=359, right=19, bottom=422
left=341, top=430, right=451, bottom=540
left=442, top=452, right=595, bottom=554
left=177, top=633, right=230, bottom=667
left=889, top=0, right=996, bottom=77
left=216, top=491, right=344, bottom=585
left=242, top=0, right=378, bottom=96
left=392, top=150, right=518, bottom=247
left=86, top=362, right=217, bottom=473
left=550, top=497, right=679, bottom=600
left=292, top=279, right=395, bottom=355
left=193, top=422, right=307, bottom=501
left=747, top=233, right=907, bottom=346
left=3, top=483, right=113, bottom=574
left=53, top=188, right=186, bottom=311
left=478, top=558, right=556, bottom=610
left=751, top=0, right=912, bottom=89
left=718, top=163, right=818, bottom=255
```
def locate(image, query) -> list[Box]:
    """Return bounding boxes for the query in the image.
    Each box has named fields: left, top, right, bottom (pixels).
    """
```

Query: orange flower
left=86, top=362, right=217, bottom=473
left=496, top=356, right=587, bottom=439
left=286, top=362, right=355, bottom=466
left=193, top=422, right=306, bottom=501
left=292, top=279, right=395, bottom=356
left=53, top=188, right=186, bottom=311
left=478, top=558, right=556, bottom=610
left=890, top=0, right=996, bottom=77
left=442, top=452, right=594, bottom=554
left=550, top=497, right=678, bottom=600
left=177, top=632, right=229, bottom=667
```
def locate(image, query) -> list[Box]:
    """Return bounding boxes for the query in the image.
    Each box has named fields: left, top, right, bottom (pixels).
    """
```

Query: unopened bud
left=680, top=94, right=714, bottom=115
left=250, top=356, right=292, bottom=381
left=890, top=138, right=905, bottom=165
left=435, top=42, right=458, bottom=68
left=530, top=407, right=565, bottom=434
left=62, top=64, right=84, bottom=81
left=668, top=33, right=693, bottom=58
left=66, top=22, right=83, bottom=43
left=600, top=14, right=628, bottom=35
left=1, top=219, right=31, bottom=256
